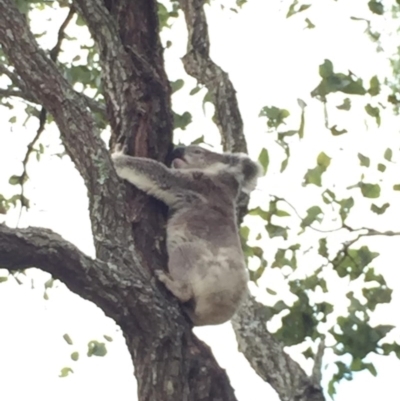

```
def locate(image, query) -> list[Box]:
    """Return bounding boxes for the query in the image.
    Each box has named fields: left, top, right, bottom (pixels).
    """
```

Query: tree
left=0, top=1, right=399, bottom=400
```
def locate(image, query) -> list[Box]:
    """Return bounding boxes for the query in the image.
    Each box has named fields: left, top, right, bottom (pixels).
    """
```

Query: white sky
left=1, top=1, right=400, bottom=400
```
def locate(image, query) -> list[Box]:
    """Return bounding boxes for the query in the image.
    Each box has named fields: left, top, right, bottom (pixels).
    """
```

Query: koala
left=112, top=145, right=262, bottom=326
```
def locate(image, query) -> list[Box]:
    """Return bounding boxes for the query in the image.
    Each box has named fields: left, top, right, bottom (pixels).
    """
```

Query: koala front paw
left=111, top=143, right=128, bottom=160
left=155, top=269, right=170, bottom=283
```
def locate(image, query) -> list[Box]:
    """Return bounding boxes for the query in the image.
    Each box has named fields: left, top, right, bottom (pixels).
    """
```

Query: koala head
left=170, top=145, right=263, bottom=194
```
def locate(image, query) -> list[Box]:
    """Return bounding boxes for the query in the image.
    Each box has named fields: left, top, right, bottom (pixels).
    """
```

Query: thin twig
left=16, top=6, right=76, bottom=223
left=16, top=108, right=46, bottom=225
left=311, top=337, right=325, bottom=387
left=271, top=195, right=343, bottom=233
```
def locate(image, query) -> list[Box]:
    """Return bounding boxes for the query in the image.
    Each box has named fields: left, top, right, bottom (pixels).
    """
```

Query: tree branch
left=0, top=0, right=129, bottom=257
left=0, top=49, right=105, bottom=117
left=0, top=83, right=105, bottom=117
left=0, top=224, right=128, bottom=321
left=178, top=0, right=247, bottom=153
left=232, top=295, right=325, bottom=401
left=0, top=88, right=35, bottom=102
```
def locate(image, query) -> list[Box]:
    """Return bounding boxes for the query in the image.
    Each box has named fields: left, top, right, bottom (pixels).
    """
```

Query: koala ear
left=224, top=153, right=263, bottom=194
left=240, top=156, right=263, bottom=194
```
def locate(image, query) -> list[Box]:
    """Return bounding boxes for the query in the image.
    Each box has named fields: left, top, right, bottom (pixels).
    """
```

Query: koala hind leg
left=155, top=270, right=193, bottom=302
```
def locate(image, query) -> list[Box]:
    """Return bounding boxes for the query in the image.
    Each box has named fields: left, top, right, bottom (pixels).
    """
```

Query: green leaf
left=358, top=153, right=370, bottom=167
left=374, top=324, right=395, bottom=338
left=104, top=335, right=113, bottom=342
left=259, top=106, right=290, bottom=129
left=365, top=104, right=381, bottom=126
left=258, top=148, right=269, bottom=174
left=381, top=342, right=400, bottom=359
left=360, top=183, right=380, bottom=198
left=76, top=14, right=86, bottom=26
left=8, top=175, right=21, bottom=185
left=87, top=341, right=107, bottom=357
left=305, top=18, right=315, bottom=29
left=304, top=166, right=323, bottom=186
left=301, top=206, right=323, bottom=228
left=266, top=288, right=277, bottom=295
left=272, top=248, right=297, bottom=270
left=394, top=184, right=400, bottom=191
left=281, top=158, right=289, bottom=172
left=266, top=224, right=288, bottom=240
left=317, top=152, right=331, bottom=168
left=334, top=246, right=379, bottom=280
left=274, top=290, right=317, bottom=346
left=363, top=286, right=392, bottom=311
left=189, top=86, right=201, bottom=96
left=336, top=98, right=351, bottom=110
left=240, top=226, right=250, bottom=241
left=70, top=352, right=79, bottom=361
left=63, top=334, right=73, bottom=345
left=173, top=111, right=192, bottom=130
left=20, top=195, right=29, bottom=208
left=315, top=301, right=334, bottom=322
left=170, top=79, right=184, bottom=94
left=190, top=136, right=204, bottom=145
left=303, top=347, right=314, bottom=359
left=248, top=207, right=270, bottom=221
left=333, top=312, right=390, bottom=360
left=287, top=1, right=311, bottom=18
left=278, top=130, right=297, bottom=140
left=59, top=367, right=73, bottom=378
left=371, top=203, right=389, bottom=215
left=330, top=125, right=347, bottom=136
left=298, top=4, right=311, bottom=12
left=377, top=163, right=386, bottom=172
left=0, top=276, right=8, bottom=283
left=368, top=0, right=384, bottom=15
left=365, top=363, right=378, bottom=377
left=249, top=263, right=267, bottom=282
left=44, top=278, right=54, bottom=289
left=384, top=148, right=392, bottom=162
left=303, top=153, right=330, bottom=187
left=322, top=189, right=335, bottom=204
left=298, top=108, right=305, bottom=138
left=318, top=238, right=328, bottom=258
left=365, top=268, right=386, bottom=286
left=275, top=209, right=290, bottom=217
left=312, top=63, right=366, bottom=98
left=368, top=76, right=380, bottom=96
left=319, top=59, right=334, bottom=78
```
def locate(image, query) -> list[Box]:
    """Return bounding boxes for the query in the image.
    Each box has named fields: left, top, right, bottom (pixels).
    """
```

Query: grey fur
left=112, top=145, right=262, bottom=326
